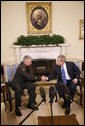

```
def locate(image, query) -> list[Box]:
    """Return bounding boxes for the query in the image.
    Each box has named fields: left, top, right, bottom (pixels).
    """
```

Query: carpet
left=38, top=114, right=80, bottom=125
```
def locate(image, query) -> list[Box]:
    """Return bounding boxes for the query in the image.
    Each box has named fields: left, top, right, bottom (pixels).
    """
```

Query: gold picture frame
left=26, top=2, right=52, bottom=34
left=79, top=19, right=84, bottom=39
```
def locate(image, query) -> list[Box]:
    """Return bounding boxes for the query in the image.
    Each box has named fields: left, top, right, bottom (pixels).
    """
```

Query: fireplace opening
left=31, top=59, right=56, bottom=77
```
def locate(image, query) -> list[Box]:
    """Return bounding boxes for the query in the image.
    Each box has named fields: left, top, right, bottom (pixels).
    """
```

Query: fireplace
left=13, top=45, right=68, bottom=75
left=13, top=44, right=68, bottom=65
left=31, top=59, right=56, bottom=76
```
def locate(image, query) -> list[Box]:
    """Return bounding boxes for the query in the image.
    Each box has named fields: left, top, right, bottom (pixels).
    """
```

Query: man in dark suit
left=12, top=55, right=39, bottom=116
left=41, top=55, right=80, bottom=115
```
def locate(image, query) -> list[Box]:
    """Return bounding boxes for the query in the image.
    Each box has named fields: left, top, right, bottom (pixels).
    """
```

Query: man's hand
left=41, top=76, right=47, bottom=81
left=72, top=78, right=78, bottom=84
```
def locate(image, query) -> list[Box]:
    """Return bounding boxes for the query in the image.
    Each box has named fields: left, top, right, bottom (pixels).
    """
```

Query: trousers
left=55, top=80, right=76, bottom=101
left=13, top=81, right=36, bottom=108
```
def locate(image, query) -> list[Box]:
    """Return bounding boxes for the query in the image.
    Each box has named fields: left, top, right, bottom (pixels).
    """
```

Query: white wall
left=1, top=1, right=84, bottom=64
left=52, top=1, right=84, bottom=60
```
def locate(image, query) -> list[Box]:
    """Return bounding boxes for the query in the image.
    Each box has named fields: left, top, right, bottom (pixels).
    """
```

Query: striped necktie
left=61, top=66, right=67, bottom=84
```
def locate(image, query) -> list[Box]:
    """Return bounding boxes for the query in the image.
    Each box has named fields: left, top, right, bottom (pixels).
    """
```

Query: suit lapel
left=59, top=66, right=62, bottom=77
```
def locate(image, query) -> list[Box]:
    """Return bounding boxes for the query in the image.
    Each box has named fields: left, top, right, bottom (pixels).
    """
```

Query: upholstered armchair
left=3, top=64, right=17, bottom=111
left=3, top=64, right=28, bottom=111
left=73, top=61, right=84, bottom=106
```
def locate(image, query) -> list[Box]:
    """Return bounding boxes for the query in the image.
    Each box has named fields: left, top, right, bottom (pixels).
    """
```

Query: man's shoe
left=65, top=106, right=70, bottom=115
left=27, top=104, right=38, bottom=110
left=15, top=108, right=22, bottom=116
left=33, top=101, right=37, bottom=105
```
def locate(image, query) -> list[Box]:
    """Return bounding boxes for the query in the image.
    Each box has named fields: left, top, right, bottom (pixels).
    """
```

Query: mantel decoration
left=13, top=34, right=65, bottom=47
left=26, top=2, right=52, bottom=34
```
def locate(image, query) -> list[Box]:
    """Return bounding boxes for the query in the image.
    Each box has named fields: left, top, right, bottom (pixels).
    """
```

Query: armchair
left=3, top=64, right=28, bottom=111
left=3, top=64, right=17, bottom=111
left=73, top=61, right=83, bottom=106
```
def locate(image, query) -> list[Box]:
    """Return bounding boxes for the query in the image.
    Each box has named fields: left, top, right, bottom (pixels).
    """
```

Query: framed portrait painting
left=26, top=2, right=52, bottom=34
left=79, top=19, right=84, bottom=39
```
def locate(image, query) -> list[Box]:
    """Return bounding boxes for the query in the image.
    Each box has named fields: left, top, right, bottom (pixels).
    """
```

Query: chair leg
left=7, top=90, right=13, bottom=111
left=6, top=83, right=13, bottom=111
left=2, top=87, right=7, bottom=111
left=73, top=83, right=83, bottom=107
left=80, top=95, right=83, bottom=106
left=9, top=97, right=12, bottom=111
left=7, top=92, right=13, bottom=111
left=6, top=91, right=11, bottom=111
left=80, top=85, right=83, bottom=106
left=54, top=91, right=58, bottom=102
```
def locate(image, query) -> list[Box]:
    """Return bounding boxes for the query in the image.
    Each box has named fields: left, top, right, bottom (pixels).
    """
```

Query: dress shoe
left=65, top=106, right=70, bottom=115
left=27, top=104, right=38, bottom=110
left=33, top=101, right=37, bottom=105
left=15, top=108, right=22, bottom=116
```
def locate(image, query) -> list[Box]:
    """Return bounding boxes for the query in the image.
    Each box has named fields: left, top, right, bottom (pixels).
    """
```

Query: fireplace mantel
left=13, top=44, right=68, bottom=64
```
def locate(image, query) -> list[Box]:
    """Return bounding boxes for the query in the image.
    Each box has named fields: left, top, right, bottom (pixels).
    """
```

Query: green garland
left=13, top=34, right=65, bottom=46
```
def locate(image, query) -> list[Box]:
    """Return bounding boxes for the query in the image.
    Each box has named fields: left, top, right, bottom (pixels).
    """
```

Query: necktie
left=61, top=66, right=67, bottom=84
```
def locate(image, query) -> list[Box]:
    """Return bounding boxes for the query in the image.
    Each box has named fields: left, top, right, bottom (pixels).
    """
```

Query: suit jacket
left=48, top=61, right=80, bottom=82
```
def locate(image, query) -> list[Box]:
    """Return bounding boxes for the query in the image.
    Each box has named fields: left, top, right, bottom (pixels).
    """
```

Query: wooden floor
left=1, top=93, right=84, bottom=125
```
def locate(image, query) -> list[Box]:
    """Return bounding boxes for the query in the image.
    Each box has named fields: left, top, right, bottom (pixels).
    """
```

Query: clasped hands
left=41, top=76, right=47, bottom=81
